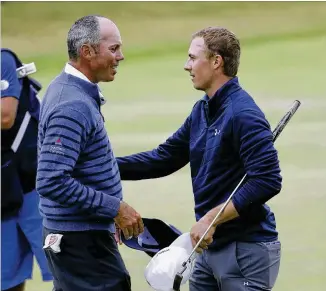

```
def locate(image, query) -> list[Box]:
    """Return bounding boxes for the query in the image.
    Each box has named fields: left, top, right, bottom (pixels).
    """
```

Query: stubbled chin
left=193, top=83, right=204, bottom=91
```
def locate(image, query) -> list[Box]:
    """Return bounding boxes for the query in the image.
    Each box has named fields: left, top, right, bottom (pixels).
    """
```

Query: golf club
left=172, top=99, right=301, bottom=291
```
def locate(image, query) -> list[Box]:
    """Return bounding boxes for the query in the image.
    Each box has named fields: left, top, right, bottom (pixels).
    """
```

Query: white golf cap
left=144, top=232, right=197, bottom=291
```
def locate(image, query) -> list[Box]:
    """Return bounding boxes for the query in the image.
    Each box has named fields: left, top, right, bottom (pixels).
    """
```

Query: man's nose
left=117, top=50, right=124, bottom=61
left=184, top=61, right=191, bottom=71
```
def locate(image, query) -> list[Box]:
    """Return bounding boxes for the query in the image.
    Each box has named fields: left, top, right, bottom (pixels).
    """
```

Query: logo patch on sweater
left=55, top=137, right=62, bottom=145
left=50, top=137, right=64, bottom=155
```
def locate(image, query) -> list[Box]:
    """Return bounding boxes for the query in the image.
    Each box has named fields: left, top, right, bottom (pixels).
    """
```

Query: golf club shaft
left=180, top=100, right=301, bottom=274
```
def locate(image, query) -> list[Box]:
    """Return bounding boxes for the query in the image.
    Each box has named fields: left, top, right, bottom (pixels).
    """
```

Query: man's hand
left=190, top=201, right=239, bottom=253
left=190, top=215, right=216, bottom=254
left=114, top=201, right=144, bottom=240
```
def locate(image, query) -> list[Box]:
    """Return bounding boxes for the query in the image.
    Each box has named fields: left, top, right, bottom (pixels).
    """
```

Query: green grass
left=1, top=1, right=326, bottom=291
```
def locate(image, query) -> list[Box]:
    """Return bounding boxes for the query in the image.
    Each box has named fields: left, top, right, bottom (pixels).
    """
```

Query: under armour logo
left=244, top=282, right=249, bottom=286
left=214, top=129, right=221, bottom=136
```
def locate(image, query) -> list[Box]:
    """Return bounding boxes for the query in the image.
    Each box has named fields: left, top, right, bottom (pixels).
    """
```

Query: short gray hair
left=67, top=15, right=103, bottom=61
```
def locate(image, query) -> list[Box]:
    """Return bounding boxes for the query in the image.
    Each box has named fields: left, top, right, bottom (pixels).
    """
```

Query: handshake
left=114, top=201, right=144, bottom=243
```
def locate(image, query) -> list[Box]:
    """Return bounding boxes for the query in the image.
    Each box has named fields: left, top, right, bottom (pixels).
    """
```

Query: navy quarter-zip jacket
left=117, top=77, right=282, bottom=249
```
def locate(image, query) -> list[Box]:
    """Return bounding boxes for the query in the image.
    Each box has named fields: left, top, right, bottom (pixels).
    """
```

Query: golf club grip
left=173, top=273, right=183, bottom=291
left=272, top=100, right=301, bottom=141
left=173, top=100, right=301, bottom=290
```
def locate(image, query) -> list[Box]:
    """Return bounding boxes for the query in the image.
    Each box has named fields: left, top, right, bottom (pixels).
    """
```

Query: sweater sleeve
left=116, top=115, right=191, bottom=180
left=36, top=106, right=120, bottom=218
left=231, top=109, right=282, bottom=215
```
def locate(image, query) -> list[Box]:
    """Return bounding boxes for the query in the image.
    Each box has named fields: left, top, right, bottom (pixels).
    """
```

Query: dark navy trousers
left=189, top=241, right=281, bottom=291
left=43, top=227, right=131, bottom=291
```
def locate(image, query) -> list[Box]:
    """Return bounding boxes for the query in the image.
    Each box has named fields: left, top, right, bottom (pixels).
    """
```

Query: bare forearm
left=205, top=201, right=239, bottom=227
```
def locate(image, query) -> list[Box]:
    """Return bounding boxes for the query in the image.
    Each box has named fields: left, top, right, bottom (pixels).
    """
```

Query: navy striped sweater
left=36, top=72, right=122, bottom=232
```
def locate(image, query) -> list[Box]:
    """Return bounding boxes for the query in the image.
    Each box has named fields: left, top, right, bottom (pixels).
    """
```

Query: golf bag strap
left=11, top=111, right=31, bottom=153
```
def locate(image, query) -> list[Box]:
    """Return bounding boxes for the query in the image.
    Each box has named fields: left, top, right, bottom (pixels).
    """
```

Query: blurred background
left=2, top=1, right=326, bottom=291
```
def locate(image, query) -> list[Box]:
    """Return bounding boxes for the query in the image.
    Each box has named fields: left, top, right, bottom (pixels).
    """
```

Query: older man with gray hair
left=36, top=15, right=144, bottom=291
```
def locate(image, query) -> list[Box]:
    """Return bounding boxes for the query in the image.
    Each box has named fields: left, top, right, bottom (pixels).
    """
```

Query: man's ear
left=80, top=44, right=97, bottom=60
left=213, top=54, right=223, bottom=70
